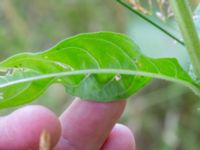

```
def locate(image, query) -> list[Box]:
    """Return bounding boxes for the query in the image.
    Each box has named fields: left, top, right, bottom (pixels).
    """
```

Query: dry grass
left=127, top=0, right=174, bottom=21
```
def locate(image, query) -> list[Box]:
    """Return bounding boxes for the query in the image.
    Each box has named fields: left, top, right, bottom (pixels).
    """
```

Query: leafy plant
left=0, top=0, right=200, bottom=109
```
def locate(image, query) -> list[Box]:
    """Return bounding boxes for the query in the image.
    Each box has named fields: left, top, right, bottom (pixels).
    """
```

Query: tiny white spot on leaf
left=115, top=74, right=121, bottom=81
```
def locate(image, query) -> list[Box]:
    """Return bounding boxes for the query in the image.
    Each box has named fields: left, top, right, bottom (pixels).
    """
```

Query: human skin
left=0, top=98, right=135, bottom=150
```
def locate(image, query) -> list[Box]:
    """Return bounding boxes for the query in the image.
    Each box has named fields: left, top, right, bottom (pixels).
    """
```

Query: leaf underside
left=0, top=32, right=199, bottom=109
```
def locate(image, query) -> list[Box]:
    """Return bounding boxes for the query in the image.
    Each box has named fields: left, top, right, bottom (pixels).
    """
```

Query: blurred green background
left=1, top=0, right=200, bottom=149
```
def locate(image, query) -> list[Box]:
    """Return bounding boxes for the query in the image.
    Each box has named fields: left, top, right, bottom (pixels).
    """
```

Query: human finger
left=54, top=98, right=126, bottom=150
left=101, top=124, right=135, bottom=150
left=0, top=105, right=61, bottom=150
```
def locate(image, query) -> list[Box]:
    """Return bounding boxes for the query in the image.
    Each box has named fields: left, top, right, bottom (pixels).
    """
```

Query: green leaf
left=0, top=32, right=199, bottom=109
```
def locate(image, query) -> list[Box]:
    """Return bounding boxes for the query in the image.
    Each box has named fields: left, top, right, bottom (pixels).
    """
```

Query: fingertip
left=57, top=98, right=127, bottom=150
left=0, top=105, right=61, bottom=150
left=102, top=124, right=135, bottom=150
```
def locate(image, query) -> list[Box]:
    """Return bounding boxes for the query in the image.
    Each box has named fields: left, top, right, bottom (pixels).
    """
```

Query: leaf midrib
left=0, top=68, right=198, bottom=95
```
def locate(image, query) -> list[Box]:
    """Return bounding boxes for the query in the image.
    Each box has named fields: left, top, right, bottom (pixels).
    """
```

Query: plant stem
left=116, top=0, right=184, bottom=46
left=169, top=0, right=200, bottom=80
